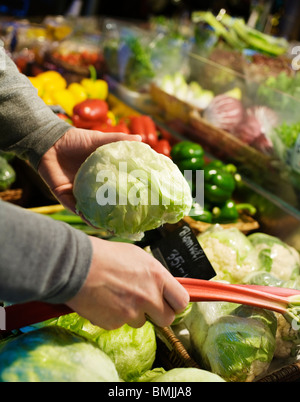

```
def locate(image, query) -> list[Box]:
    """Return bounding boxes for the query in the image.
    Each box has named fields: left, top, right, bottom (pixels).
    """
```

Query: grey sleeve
left=0, top=44, right=71, bottom=170
left=0, top=46, right=93, bottom=305
left=0, top=200, right=92, bottom=304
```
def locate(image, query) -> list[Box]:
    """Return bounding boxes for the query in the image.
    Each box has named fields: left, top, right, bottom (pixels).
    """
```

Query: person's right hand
left=66, top=237, right=190, bottom=330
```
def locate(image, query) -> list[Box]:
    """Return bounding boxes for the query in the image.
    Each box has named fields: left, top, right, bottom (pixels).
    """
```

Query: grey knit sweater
left=0, top=44, right=92, bottom=304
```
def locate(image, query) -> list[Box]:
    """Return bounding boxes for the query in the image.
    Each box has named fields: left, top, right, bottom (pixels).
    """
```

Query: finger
left=146, top=299, right=176, bottom=328
left=127, top=314, right=147, bottom=329
left=162, top=273, right=190, bottom=314
left=89, top=130, right=142, bottom=145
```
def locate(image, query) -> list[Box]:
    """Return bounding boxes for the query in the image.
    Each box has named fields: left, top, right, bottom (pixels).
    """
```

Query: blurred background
left=0, top=0, right=300, bottom=40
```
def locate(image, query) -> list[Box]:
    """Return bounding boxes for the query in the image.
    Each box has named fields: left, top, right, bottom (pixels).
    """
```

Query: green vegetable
left=192, top=11, right=245, bottom=51
left=248, top=233, right=300, bottom=281
left=160, top=73, right=214, bottom=109
left=73, top=141, right=192, bottom=240
left=136, top=367, right=166, bottom=382
left=190, top=203, right=213, bottom=223
left=152, top=367, right=226, bottom=382
left=0, top=151, right=15, bottom=162
left=204, top=165, right=236, bottom=204
left=197, top=226, right=259, bottom=283
left=274, top=121, right=300, bottom=150
left=172, top=302, right=193, bottom=326
left=186, top=302, right=277, bottom=382
left=242, top=270, right=300, bottom=359
left=212, top=200, right=256, bottom=223
left=0, top=326, right=120, bottom=382
left=56, top=313, right=157, bottom=382
left=0, top=156, right=16, bottom=191
left=192, top=11, right=288, bottom=56
left=171, top=141, right=205, bottom=172
left=123, top=35, right=155, bottom=91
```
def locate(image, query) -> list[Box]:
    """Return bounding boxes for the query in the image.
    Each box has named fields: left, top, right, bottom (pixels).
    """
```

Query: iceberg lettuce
left=73, top=141, right=192, bottom=240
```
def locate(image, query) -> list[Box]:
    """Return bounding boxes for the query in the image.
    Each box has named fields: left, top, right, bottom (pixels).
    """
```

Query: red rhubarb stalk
left=176, top=277, right=300, bottom=324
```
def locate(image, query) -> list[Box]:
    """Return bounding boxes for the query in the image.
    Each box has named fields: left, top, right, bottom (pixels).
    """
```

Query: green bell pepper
left=0, top=156, right=16, bottom=191
left=204, top=166, right=236, bottom=204
left=213, top=200, right=257, bottom=223
left=171, top=141, right=204, bottom=172
left=190, top=203, right=213, bottom=223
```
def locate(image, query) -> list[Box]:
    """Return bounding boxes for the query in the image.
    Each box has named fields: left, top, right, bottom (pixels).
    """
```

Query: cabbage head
left=197, top=226, right=259, bottom=283
left=56, top=313, right=157, bottom=382
left=73, top=141, right=192, bottom=240
left=248, top=233, right=300, bottom=281
left=243, top=270, right=300, bottom=360
left=0, top=326, right=120, bottom=382
left=151, top=367, right=226, bottom=382
left=186, top=302, right=277, bottom=382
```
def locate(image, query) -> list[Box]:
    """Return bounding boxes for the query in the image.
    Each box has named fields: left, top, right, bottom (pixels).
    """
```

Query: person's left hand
left=38, top=127, right=141, bottom=213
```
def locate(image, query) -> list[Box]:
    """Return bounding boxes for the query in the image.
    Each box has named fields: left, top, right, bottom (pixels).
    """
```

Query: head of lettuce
left=73, top=141, right=193, bottom=240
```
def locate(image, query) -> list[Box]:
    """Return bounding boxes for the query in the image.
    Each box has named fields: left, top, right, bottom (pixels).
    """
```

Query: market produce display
left=1, top=11, right=300, bottom=384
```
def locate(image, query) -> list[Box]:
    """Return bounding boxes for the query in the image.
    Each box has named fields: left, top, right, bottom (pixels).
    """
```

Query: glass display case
left=114, top=49, right=300, bottom=250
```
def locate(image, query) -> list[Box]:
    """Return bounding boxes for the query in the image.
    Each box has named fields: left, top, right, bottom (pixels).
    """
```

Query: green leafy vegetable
left=197, top=226, right=259, bottom=283
left=152, top=367, right=226, bottom=382
left=73, top=141, right=192, bottom=240
left=185, top=302, right=277, bottom=382
left=0, top=326, right=120, bottom=382
left=56, top=313, right=157, bottom=382
left=248, top=233, right=300, bottom=281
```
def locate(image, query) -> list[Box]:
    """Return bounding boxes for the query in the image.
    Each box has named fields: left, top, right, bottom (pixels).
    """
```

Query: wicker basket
left=154, top=326, right=200, bottom=371
left=0, top=189, right=23, bottom=204
left=155, top=326, right=300, bottom=382
left=184, top=215, right=260, bottom=235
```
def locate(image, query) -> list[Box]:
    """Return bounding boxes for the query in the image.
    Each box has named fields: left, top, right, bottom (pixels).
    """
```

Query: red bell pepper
left=128, top=115, right=158, bottom=148
left=92, top=121, right=130, bottom=134
left=153, top=139, right=172, bottom=157
left=72, top=99, right=109, bottom=129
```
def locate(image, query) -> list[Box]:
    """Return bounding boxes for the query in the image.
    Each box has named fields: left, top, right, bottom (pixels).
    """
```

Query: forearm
left=0, top=45, right=71, bottom=170
left=0, top=201, right=92, bottom=304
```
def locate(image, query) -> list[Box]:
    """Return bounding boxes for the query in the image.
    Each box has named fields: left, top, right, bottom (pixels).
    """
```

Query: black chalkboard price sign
left=138, top=221, right=216, bottom=280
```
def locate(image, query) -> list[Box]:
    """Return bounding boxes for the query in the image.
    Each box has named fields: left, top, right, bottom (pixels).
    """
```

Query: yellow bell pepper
left=68, top=82, right=88, bottom=103
left=52, top=89, right=77, bottom=116
left=28, top=76, right=44, bottom=97
left=81, top=66, right=108, bottom=100
left=42, top=92, right=56, bottom=106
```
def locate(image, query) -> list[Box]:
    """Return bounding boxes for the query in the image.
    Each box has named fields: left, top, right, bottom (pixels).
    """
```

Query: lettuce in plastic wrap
left=73, top=141, right=192, bottom=240
left=185, top=301, right=277, bottom=382
left=248, top=233, right=300, bottom=281
left=243, top=270, right=300, bottom=359
left=197, top=226, right=259, bottom=283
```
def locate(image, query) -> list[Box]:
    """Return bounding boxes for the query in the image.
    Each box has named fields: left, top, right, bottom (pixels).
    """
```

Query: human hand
left=66, top=237, right=190, bottom=330
left=38, top=127, right=141, bottom=213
